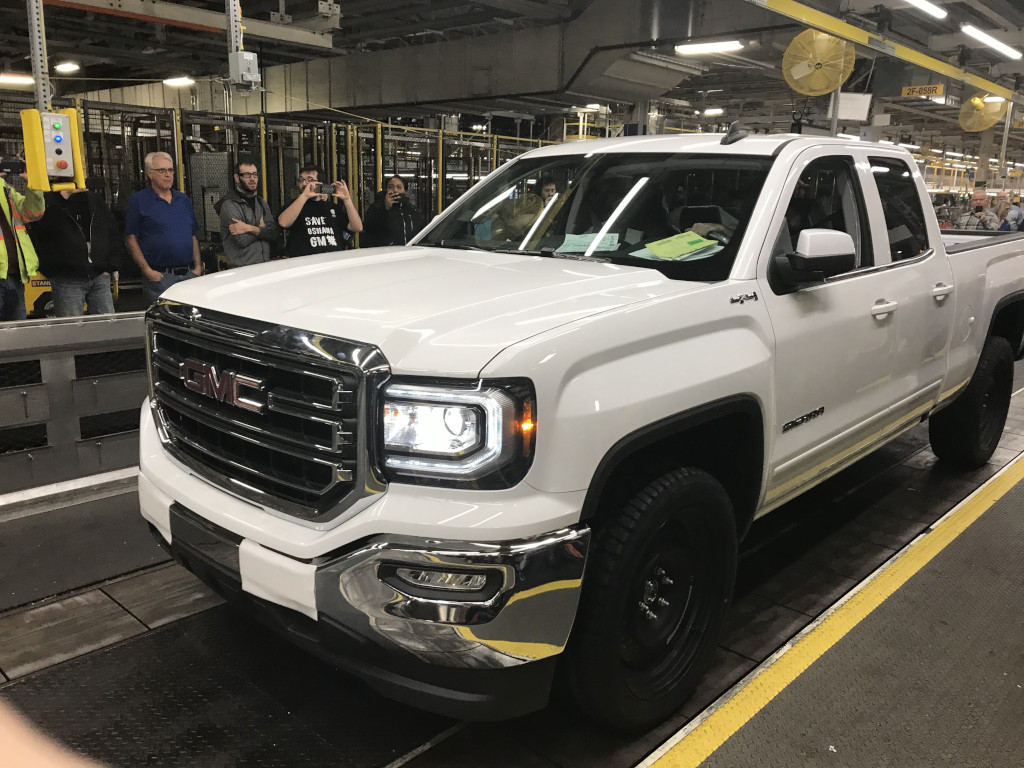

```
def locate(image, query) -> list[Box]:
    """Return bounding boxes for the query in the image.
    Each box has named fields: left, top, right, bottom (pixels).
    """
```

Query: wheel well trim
left=987, top=290, right=1024, bottom=358
left=581, top=394, right=765, bottom=524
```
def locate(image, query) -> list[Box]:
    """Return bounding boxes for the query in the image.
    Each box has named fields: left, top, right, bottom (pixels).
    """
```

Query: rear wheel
left=929, top=335, right=1013, bottom=469
left=568, top=468, right=737, bottom=731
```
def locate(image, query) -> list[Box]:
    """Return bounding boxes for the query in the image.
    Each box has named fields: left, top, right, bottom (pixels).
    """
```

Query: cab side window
left=866, top=157, right=930, bottom=261
left=773, top=155, right=872, bottom=271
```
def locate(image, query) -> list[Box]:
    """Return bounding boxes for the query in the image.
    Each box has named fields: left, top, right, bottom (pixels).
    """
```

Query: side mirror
left=774, top=230, right=856, bottom=290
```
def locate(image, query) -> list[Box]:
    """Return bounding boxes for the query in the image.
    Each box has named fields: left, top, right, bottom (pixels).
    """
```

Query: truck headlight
left=381, top=379, right=535, bottom=487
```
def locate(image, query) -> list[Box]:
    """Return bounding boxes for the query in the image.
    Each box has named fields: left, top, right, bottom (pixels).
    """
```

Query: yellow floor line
left=642, top=453, right=1024, bottom=768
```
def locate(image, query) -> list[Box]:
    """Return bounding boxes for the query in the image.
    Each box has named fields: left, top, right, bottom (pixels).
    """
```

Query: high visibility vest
left=0, top=178, right=44, bottom=283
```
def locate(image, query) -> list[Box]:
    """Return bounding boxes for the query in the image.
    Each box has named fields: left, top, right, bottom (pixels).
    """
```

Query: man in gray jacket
left=216, top=157, right=278, bottom=268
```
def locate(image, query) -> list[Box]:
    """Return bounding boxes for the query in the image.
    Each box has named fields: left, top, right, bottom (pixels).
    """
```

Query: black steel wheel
left=930, top=335, right=1014, bottom=469
left=568, top=468, right=737, bottom=731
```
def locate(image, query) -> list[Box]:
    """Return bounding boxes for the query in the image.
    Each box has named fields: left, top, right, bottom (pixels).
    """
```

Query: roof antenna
left=721, top=121, right=749, bottom=145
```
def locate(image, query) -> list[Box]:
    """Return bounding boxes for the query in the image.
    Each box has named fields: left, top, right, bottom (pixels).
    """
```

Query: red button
left=55, top=160, right=68, bottom=169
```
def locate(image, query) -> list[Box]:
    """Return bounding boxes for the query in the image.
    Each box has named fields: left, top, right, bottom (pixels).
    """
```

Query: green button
left=52, top=122, right=61, bottom=129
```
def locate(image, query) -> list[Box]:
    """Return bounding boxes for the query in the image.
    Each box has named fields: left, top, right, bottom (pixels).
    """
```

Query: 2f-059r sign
left=179, top=359, right=265, bottom=413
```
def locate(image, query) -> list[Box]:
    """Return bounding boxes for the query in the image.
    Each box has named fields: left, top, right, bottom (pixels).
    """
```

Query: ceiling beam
left=470, top=0, right=570, bottom=20
left=747, top=0, right=1015, bottom=101
left=43, top=0, right=334, bottom=49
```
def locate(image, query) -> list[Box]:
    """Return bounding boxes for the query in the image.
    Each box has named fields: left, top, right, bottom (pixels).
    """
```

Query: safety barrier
left=0, top=313, right=147, bottom=494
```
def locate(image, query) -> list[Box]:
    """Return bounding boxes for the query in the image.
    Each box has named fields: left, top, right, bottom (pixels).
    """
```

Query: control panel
left=20, top=108, right=86, bottom=192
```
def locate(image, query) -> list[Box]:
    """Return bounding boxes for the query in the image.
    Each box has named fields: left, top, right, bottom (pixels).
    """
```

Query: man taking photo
left=125, top=151, right=202, bottom=304
left=278, top=165, right=362, bottom=257
left=215, top=157, right=278, bottom=267
left=955, top=190, right=999, bottom=231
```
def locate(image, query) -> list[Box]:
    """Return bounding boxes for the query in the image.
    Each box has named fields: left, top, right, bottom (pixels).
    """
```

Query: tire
left=568, top=468, right=737, bottom=731
left=929, top=335, right=1014, bottom=469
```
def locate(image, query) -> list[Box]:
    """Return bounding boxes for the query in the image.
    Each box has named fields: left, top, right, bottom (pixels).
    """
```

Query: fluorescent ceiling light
left=879, top=139, right=895, bottom=145
left=904, top=0, right=947, bottom=19
left=675, top=40, right=744, bottom=55
left=983, top=95, right=1006, bottom=103
left=54, top=62, right=80, bottom=73
left=0, top=73, right=34, bottom=85
left=585, top=103, right=600, bottom=109
left=945, top=151, right=964, bottom=157
left=899, top=143, right=921, bottom=149
left=837, top=133, right=860, bottom=140
left=703, top=107, right=724, bottom=116
left=163, top=76, right=195, bottom=86
left=961, top=24, right=1023, bottom=60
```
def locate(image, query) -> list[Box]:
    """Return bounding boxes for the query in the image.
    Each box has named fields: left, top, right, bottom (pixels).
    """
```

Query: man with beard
left=216, top=157, right=278, bottom=268
left=278, top=165, right=362, bottom=257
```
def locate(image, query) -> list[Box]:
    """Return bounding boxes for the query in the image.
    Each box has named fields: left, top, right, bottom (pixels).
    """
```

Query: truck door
left=861, top=154, right=954, bottom=426
left=757, top=149, right=900, bottom=508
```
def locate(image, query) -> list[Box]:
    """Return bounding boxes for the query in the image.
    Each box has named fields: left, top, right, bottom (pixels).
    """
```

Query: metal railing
left=0, top=313, right=147, bottom=493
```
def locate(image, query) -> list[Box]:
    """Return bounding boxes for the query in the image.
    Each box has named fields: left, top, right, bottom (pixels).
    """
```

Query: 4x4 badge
left=730, top=292, right=758, bottom=304
left=179, top=359, right=265, bottom=413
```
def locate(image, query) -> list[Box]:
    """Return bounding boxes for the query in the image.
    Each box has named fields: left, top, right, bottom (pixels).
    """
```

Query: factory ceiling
left=3, top=0, right=1024, bottom=156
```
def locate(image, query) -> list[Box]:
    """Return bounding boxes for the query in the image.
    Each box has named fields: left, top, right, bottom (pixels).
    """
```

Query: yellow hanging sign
left=901, top=84, right=944, bottom=98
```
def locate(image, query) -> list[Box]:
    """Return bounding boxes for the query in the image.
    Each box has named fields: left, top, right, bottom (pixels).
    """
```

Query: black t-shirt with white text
left=285, top=198, right=352, bottom=257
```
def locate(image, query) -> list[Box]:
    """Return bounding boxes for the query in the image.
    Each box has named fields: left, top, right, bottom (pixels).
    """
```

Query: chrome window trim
left=817, top=247, right=937, bottom=285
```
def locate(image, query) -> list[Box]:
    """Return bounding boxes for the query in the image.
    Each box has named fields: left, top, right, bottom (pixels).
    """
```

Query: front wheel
left=567, top=468, right=737, bottom=731
left=929, top=335, right=1014, bottom=469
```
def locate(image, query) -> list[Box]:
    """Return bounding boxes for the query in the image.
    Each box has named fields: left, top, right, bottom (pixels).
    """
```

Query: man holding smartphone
left=955, top=190, right=999, bottom=230
left=278, top=165, right=362, bottom=257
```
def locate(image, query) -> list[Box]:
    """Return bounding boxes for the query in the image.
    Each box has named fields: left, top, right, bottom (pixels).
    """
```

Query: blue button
left=54, top=135, right=62, bottom=142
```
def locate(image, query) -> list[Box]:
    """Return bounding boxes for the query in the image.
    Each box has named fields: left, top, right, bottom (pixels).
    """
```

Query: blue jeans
left=52, top=273, right=116, bottom=317
left=0, top=276, right=26, bottom=321
left=143, top=269, right=198, bottom=305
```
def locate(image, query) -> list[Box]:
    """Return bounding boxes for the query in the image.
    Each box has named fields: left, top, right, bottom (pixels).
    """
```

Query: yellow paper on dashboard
left=645, top=232, right=717, bottom=259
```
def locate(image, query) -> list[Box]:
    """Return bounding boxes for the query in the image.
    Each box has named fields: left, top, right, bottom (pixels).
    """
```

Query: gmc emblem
left=179, top=359, right=265, bottom=413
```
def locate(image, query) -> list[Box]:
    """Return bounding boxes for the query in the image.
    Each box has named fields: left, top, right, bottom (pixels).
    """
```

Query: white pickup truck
left=139, top=130, right=1024, bottom=730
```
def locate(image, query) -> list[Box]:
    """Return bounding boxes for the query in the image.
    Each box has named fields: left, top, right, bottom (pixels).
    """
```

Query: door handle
left=871, top=299, right=898, bottom=318
left=931, top=282, right=954, bottom=300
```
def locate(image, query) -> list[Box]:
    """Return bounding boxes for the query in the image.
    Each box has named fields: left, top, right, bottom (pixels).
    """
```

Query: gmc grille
left=147, top=303, right=387, bottom=522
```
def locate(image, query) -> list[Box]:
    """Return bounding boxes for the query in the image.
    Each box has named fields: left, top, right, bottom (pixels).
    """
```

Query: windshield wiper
left=432, top=240, right=489, bottom=251
left=489, top=246, right=557, bottom=256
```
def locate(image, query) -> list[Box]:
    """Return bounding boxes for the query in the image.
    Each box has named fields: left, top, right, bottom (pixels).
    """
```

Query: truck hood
left=164, top=246, right=700, bottom=376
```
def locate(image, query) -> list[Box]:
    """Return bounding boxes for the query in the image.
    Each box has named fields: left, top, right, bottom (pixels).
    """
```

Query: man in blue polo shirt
left=125, top=151, right=202, bottom=304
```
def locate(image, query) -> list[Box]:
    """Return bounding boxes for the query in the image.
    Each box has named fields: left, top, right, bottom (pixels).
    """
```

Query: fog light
left=395, top=567, right=488, bottom=592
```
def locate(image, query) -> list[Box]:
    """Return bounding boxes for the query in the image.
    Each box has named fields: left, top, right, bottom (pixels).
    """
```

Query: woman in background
left=362, top=175, right=424, bottom=247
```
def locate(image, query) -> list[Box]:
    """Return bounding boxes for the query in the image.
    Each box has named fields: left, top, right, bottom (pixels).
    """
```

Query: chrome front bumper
left=317, top=525, right=591, bottom=667
left=163, top=504, right=590, bottom=718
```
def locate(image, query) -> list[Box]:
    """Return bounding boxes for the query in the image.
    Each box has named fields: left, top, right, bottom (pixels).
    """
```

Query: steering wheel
left=708, top=231, right=729, bottom=245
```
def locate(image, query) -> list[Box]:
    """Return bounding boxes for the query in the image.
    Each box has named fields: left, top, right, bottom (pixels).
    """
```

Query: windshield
left=417, top=151, right=774, bottom=281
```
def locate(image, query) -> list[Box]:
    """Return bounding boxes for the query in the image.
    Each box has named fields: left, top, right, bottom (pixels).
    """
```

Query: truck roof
left=526, top=132, right=896, bottom=158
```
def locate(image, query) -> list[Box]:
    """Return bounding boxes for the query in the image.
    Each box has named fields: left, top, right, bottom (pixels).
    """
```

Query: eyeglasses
left=299, top=176, right=317, bottom=184
left=237, top=172, right=258, bottom=179
left=150, top=168, right=174, bottom=174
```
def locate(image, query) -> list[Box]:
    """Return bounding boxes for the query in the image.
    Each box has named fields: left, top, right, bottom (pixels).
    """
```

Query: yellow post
left=347, top=126, right=359, bottom=248
left=259, top=114, right=268, bottom=200
left=374, top=122, right=383, bottom=196
left=492, top=134, right=498, bottom=172
left=329, top=121, right=337, bottom=182
left=173, top=109, right=185, bottom=192
left=277, top=129, right=285, bottom=205
left=437, top=129, right=444, bottom=215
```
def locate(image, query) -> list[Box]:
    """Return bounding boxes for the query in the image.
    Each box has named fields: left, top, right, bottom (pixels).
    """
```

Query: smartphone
left=313, top=182, right=335, bottom=195
left=0, top=157, right=26, bottom=175
left=974, top=205, right=985, bottom=213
